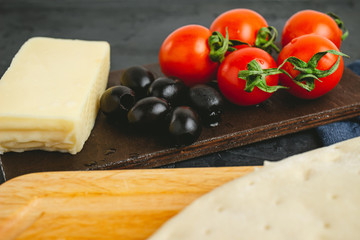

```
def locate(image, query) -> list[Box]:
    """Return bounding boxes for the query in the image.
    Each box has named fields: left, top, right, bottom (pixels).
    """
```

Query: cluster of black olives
left=100, top=66, right=224, bottom=147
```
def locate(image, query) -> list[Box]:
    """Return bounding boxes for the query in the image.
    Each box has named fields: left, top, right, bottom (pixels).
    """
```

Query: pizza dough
left=148, top=137, right=360, bottom=240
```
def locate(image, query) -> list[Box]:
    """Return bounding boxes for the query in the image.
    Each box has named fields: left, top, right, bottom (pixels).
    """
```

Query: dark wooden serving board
left=1, top=64, right=360, bottom=181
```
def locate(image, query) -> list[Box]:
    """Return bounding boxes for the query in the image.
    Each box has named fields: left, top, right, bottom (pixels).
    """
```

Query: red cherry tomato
left=210, top=8, right=268, bottom=47
left=217, top=47, right=279, bottom=106
left=159, top=24, right=218, bottom=87
left=281, top=10, right=344, bottom=48
left=277, top=34, right=344, bottom=99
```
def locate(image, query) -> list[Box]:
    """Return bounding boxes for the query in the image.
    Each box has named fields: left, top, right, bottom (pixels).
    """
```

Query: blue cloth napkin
left=316, top=60, right=360, bottom=146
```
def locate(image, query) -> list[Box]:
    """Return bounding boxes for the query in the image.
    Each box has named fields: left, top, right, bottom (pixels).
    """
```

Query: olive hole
left=176, top=133, right=195, bottom=146
left=120, top=94, right=135, bottom=110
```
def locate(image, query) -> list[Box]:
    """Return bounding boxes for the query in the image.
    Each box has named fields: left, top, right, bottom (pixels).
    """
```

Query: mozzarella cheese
left=0, top=37, right=110, bottom=154
left=149, top=136, right=360, bottom=240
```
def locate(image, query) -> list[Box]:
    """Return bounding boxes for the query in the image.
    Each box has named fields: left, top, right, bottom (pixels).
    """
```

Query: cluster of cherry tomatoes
left=159, top=9, right=349, bottom=106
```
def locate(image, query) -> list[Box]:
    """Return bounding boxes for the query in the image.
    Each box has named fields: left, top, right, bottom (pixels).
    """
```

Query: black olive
left=189, top=84, right=224, bottom=127
left=120, top=66, right=154, bottom=99
left=148, top=77, right=188, bottom=107
left=100, top=86, right=136, bottom=122
left=168, top=106, right=202, bottom=146
left=127, top=96, right=170, bottom=130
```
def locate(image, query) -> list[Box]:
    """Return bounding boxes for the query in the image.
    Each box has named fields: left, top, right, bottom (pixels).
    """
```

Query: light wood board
left=0, top=167, right=256, bottom=240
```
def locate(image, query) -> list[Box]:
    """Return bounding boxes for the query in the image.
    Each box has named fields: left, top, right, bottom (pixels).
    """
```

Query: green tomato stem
left=327, top=12, right=349, bottom=41
left=254, top=26, right=280, bottom=54
left=277, top=49, right=349, bottom=91
left=238, top=59, right=287, bottom=93
left=208, top=28, right=250, bottom=63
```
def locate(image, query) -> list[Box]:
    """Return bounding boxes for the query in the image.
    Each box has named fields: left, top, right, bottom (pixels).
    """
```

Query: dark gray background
left=0, top=0, right=359, bottom=182
left=0, top=0, right=358, bottom=75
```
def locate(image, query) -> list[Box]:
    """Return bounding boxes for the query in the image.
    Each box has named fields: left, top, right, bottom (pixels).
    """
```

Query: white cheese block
left=149, top=136, right=360, bottom=240
left=0, top=37, right=110, bottom=154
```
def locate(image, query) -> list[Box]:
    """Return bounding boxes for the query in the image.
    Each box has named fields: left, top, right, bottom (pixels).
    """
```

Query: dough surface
left=149, top=137, right=360, bottom=240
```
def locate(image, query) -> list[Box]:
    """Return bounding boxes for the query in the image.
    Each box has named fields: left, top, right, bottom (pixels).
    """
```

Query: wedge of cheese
left=0, top=37, right=110, bottom=154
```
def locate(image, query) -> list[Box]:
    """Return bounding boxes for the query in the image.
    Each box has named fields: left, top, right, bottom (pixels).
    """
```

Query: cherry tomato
left=159, top=24, right=218, bottom=87
left=217, top=47, right=279, bottom=106
left=277, top=34, right=344, bottom=99
left=210, top=8, right=268, bottom=48
left=281, top=10, right=344, bottom=48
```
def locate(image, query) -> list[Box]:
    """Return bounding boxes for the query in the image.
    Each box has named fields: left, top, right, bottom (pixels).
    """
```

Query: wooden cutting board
left=0, top=166, right=255, bottom=240
left=2, top=64, right=360, bottom=181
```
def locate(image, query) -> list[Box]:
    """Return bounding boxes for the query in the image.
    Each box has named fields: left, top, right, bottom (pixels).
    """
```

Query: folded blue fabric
left=316, top=60, right=360, bottom=146
left=348, top=60, right=360, bottom=75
